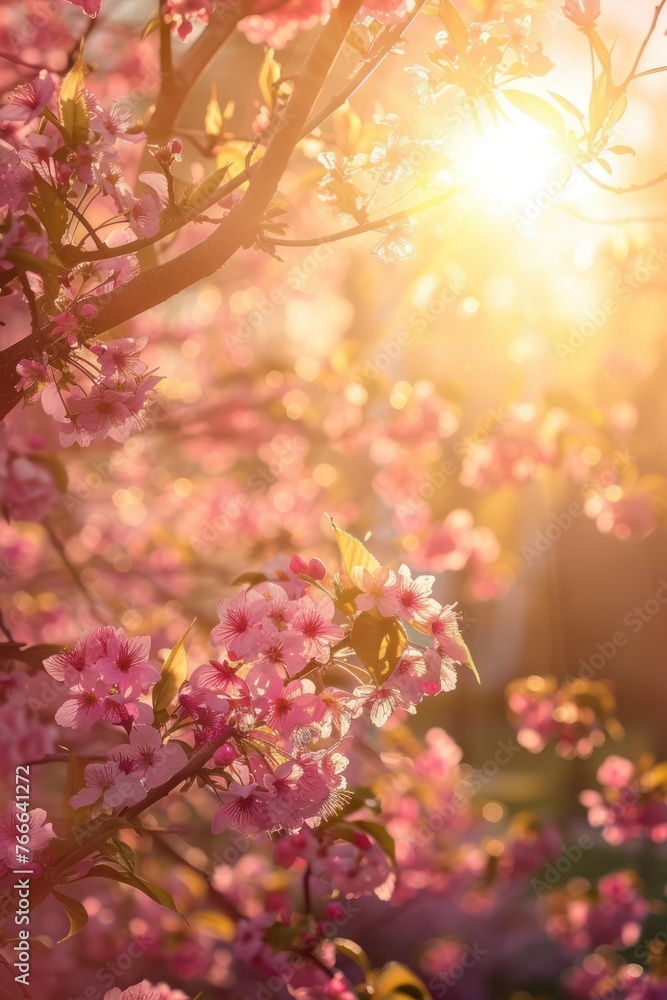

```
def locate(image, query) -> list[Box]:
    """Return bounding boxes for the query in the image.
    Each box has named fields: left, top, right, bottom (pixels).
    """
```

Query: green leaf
left=86, top=864, right=179, bottom=913
left=52, top=890, right=89, bottom=942
left=29, top=172, right=68, bottom=248
left=205, top=83, right=223, bottom=137
left=589, top=28, right=612, bottom=77
left=330, top=517, right=380, bottom=582
left=185, top=165, right=233, bottom=214
left=58, top=43, right=89, bottom=144
left=372, top=962, right=432, bottom=1000
left=437, top=0, right=468, bottom=57
left=588, top=73, right=625, bottom=136
left=333, top=938, right=373, bottom=975
left=349, top=611, right=406, bottom=687
left=152, top=619, right=195, bottom=713
left=353, top=820, right=397, bottom=865
left=141, top=15, right=161, bottom=43
left=549, top=91, right=586, bottom=123
left=258, top=48, right=280, bottom=111
left=230, top=571, right=268, bottom=586
left=108, top=836, right=136, bottom=873
left=504, top=90, right=566, bottom=136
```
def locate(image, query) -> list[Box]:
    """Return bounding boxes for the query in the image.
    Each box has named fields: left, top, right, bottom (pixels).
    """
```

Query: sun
left=454, top=118, right=566, bottom=211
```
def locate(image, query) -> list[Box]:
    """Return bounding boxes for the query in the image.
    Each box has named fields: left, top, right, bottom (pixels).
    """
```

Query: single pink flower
left=108, top=726, right=187, bottom=787
left=393, top=564, right=440, bottom=624
left=210, top=592, right=266, bottom=659
left=352, top=565, right=399, bottom=617
left=597, top=755, right=635, bottom=789
left=55, top=677, right=109, bottom=729
left=0, top=807, right=54, bottom=869
left=90, top=337, right=148, bottom=383
left=211, top=782, right=269, bottom=835
left=290, top=595, right=344, bottom=663
left=97, top=629, right=157, bottom=695
left=562, top=0, right=600, bottom=29
left=0, top=73, right=54, bottom=125
left=428, top=604, right=469, bottom=663
left=69, top=760, right=146, bottom=810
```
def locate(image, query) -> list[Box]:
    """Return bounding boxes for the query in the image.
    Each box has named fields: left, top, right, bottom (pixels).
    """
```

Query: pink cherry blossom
left=103, top=984, right=169, bottom=1000
left=0, top=806, right=54, bottom=870
left=69, top=760, right=146, bottom=810
left=108, top=726, right=187, bottom=787
left=352, top=565, right=399, bottom=617
left=562, top=0, right=600, bottom=29
left=290, top=595, right=344, bottom=663
left=54, top=676, right=109, bottom=729
left=90, top=337, right=149, bottom=383
left=428, top=604, right=469, bottom=663
left=97, top=629, right=157, bottom=695
left=211, top=592, right=267, bottom=659
left=393, top=564, right=440, bottom=624
left=0, top=73, right=54, bottom=124
left=211, top=782, right=270, bottom=835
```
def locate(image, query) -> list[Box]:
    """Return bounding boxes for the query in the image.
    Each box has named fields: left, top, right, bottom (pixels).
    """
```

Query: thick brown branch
left=84, top=0, right=363, bottom=340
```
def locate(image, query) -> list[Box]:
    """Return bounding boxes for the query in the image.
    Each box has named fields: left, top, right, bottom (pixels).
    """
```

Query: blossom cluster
left=43, top=536, right=473, bottom=840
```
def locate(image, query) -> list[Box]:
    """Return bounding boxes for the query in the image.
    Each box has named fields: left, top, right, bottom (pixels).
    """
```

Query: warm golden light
left=456, top=120, right=562, bottom=209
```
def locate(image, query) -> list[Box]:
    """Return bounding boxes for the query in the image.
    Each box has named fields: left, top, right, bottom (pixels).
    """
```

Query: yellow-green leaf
left=29, top=172, right=67, bottom=247
left=141, top=15, right=161, bottom=43
left=185, top=164, right=232, bottom=214
left=87, top=864, right=179, bottom=913
left=53, top=890, right=89, bottom=942
left=349, top=611, right=406, bottom=687
left=258, top=48, right=280, bottom=110
left=152, top=619, right=195, bottom=713
left=504, top=89, right=566, bottom=136
left=330, top=517, right=380, bottom=582
left=333, top=938, right=372, bottom=975
left=589, top=28, right=612, bottom=77
left=58, top=43, right=89, bottom=144
left=437, top=0, right=468, bottom=57
left=372, top=962, right=432, bottom=1000
left=205, top=83, right=223, bottom=137
left=458, top=635, right=480, bottom=683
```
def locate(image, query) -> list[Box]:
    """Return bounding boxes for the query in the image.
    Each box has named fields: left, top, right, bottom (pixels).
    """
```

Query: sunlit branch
left=623, top=0, right=667, bottom=87
left=267, top=188, right=464, bottom=247
left=577, top=163, right=667, bottom=194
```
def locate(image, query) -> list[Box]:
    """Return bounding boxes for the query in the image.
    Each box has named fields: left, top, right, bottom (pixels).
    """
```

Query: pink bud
left=308, top=557, right=327, bottom=580
left=213, top=744, right=239, bottom=767
left=289, top=555, right=309, bottom=575
left=353, top=831, right=373, bottom=851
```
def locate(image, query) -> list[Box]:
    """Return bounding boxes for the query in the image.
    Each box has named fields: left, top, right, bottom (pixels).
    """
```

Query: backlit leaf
left=58, top=43, right=89, bottom=144
left=437, top=0, right=468, bottom=57
left=86, top=864, right=179, bottom=913
left=53, top=890, right=89, bottom=942
left=349, top=611, right=406, bottom=686
left=152, top=619, right=195, bottom=713
left=330, top=517, right=380, bottom=582
left=258, top=48, right=281, bottom=111
left=504, top=90, right=566, bottom=136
